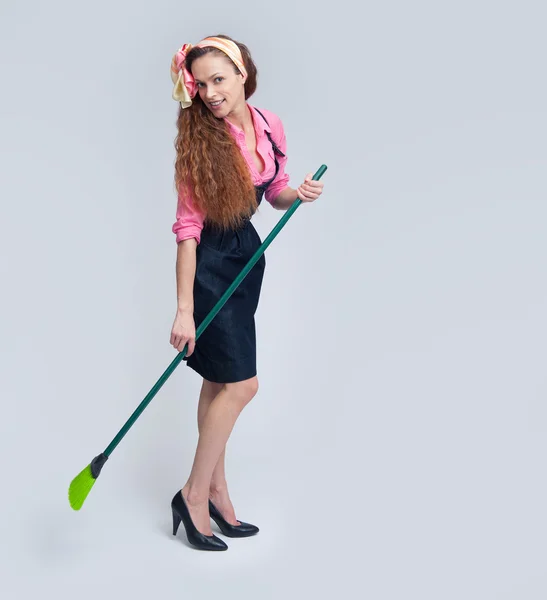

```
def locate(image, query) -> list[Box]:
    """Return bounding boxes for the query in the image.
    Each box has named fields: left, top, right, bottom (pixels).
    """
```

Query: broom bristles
left=68, top=464, right=96, bottom=510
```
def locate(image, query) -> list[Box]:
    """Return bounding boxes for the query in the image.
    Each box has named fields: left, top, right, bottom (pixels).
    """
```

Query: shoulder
left=251, top=105, right=285, bottom=134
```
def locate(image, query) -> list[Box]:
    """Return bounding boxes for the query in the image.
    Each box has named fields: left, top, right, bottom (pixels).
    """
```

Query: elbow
left=269, top=194, right=281, bottom=210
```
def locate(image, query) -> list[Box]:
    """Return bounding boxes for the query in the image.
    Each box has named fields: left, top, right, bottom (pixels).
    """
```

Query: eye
left=197, top=77, right=223, bottom=88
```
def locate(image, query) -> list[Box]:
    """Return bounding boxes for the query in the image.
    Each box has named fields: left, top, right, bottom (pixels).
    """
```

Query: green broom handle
left=103, top=164, right=327, bottom=456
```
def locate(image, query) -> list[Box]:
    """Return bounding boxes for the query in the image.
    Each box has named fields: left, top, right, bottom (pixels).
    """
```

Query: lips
left=210, top=99, right=224, bottom=107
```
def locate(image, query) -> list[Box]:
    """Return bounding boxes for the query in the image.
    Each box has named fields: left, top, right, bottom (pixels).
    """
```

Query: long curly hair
left=174, top=34, right=259, bottom=231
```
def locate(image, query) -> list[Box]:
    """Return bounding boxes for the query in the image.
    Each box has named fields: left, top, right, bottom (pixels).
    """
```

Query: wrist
left=177, top=305, right=193, bottom=314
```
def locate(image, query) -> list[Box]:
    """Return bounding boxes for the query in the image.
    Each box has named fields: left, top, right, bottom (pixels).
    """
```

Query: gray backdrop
left=1, top=0, right=546, bottom=598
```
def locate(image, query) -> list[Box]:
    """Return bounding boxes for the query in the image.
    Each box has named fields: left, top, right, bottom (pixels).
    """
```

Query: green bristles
left=68, top=453, right=108, bottom=510
left=68, top=464, right=97, bottom=510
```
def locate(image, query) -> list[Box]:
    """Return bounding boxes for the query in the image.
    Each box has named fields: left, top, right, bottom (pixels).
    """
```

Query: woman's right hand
left=170, top=309, right=196, bottom=356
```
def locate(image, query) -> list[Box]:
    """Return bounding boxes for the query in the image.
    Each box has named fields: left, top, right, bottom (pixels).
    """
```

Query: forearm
left=176, top=238, right=197, bottom=313
left=272, top=187, right=299, bottom=210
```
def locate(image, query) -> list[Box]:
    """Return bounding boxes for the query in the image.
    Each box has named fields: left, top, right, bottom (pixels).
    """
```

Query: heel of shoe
left=172, top=509, right=182, bottom=536
left=171, top=490, right=228, bottom=551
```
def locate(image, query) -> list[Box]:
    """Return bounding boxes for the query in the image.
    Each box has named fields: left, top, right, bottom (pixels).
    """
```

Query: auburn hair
left=174, top=34, right=260, bottom=231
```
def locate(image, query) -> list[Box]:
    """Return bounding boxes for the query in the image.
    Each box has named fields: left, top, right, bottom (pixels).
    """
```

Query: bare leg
left=197, top=379, right=241, bottom=526
left=181, top=376, right=259, bottom=535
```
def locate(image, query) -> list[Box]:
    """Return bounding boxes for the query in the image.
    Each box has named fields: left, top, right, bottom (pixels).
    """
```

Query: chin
left=210, top=107, right=227, bottom=119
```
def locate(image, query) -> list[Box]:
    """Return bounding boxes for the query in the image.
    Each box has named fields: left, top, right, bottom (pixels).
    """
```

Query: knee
left=226, top=376, right=259, bottom=407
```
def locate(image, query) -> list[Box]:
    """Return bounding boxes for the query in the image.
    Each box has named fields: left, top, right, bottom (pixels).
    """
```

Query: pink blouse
left=172, top=103, right=291, bottom=245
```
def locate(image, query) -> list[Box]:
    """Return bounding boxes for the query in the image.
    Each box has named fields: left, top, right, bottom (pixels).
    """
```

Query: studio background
left=1, top=0, right=546, bottom=598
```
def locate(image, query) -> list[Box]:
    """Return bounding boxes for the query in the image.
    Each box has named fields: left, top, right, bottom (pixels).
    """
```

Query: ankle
left=182, top=483, right=209, bottom=506
left=209, top=481, right=228, bottom=494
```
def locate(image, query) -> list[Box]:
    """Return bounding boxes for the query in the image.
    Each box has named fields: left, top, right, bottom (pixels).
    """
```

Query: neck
left=224, top=102, right=253, bottom=133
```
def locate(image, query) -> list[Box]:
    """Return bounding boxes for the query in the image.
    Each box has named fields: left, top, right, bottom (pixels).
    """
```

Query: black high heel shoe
left=209, top=499, right=259, bottom=538
left=171, top=491, right=228, bottom=551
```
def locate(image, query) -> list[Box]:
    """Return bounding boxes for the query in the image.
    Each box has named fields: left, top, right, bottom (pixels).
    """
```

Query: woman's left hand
left=296, top=172, right=324, bottom=203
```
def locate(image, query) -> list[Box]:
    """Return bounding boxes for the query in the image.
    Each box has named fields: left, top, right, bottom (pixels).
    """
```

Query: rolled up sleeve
left=172, top=182, right=205, bottom=245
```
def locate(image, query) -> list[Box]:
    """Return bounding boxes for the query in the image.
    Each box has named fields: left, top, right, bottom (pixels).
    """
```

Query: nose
left=201, top=84, right=214, bottom=97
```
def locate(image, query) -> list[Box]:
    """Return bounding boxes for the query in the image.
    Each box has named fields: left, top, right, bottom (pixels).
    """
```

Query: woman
left=168, top=34, right=324, bottom=551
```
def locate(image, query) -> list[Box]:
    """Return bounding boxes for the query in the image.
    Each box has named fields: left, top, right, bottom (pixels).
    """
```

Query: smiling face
left=191, top=53, right=246, bottom=117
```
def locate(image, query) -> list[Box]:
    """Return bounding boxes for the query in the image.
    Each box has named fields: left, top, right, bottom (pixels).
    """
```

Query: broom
left=68, top=164, right=327, bottom=510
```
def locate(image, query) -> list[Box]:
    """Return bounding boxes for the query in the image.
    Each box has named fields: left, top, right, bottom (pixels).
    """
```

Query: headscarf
left=170, top=37, right=247, bottom=109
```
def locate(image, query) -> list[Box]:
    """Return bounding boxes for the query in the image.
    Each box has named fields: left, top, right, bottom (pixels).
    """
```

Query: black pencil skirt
left=183, top=217, right=266, bottom=383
